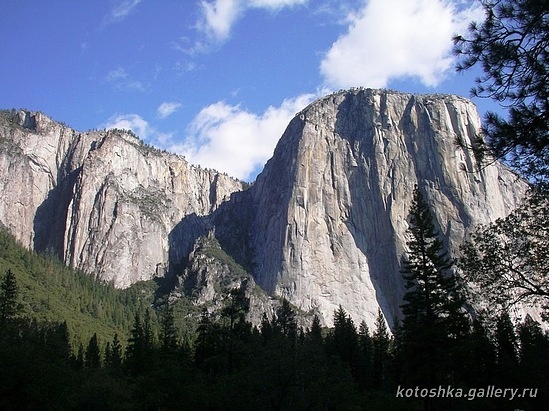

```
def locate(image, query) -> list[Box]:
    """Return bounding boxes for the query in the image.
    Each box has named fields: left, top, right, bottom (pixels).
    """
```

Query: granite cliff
left=0, top=110, right=243, bottom=288
left=249, top=89, right=525, bottom=327
left=0, top=89, right=527, bottom=327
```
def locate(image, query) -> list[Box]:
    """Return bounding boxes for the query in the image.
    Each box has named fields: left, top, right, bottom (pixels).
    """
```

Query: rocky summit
left=0, top=110, right=243, bottom=288
left=249, top=88, right=525, bottom=327
left=0, top=89, right=526, bottom=327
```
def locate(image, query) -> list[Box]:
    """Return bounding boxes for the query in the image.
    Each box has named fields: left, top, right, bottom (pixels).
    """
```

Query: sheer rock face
left=0, top=89, right=527, bottom=327
left=0, top=111, right=243, bottom=287
left=250, top=89, right=526, bottom=327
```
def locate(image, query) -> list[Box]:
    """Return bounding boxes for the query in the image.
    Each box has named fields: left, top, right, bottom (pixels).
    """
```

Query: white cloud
left=320, top=0, right=483, bottom=89
left=103, top=113, right=150, bottom=139
left=99, top=93, right=315, bottom=181
left=194, top=0, right=308, bottom=49
left=104, top=0, right=143, bottom=24
left=157, top=101, right=182, bottom=119
left=169, top=93, right=315, bottom=180
left=101, top=114, right=175, bottom=150
left=156, top=132, right=174, bottom=145
left=198, top=0, right=244, bottom=42
left=249, top=0, right=308, bottom=10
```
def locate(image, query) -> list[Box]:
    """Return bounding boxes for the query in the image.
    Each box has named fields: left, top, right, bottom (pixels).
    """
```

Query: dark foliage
left=0, top=269, right=18, bottom=325
left=399, top=187, right=470, bottom=386
left=454, top=0, right=549, bottom=186
left=0, top=213, right=548, bottom=409
left=459, top=189, right=549, bottom=319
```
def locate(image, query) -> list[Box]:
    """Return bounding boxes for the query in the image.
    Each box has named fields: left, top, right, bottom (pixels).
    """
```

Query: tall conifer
left=371, top=309, right=390, bottom=390
left=85, top=333, right=101, bottom=369
left=399, top=186, right=469, bottom=387
left=0, top=269, right=18, bottom=326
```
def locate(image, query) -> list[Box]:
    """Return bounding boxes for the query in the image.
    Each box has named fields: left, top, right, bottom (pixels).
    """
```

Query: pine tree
left=85, top=333, right=101, bottom=369
left=517, top=315, right=549, bottom=407
left=125, top=308, right=157, bottom=374
left=142, top=308, right=155, bottom=351
left=0, top=269, right=18, bottom=326
left=75, top=342, right=85, bottom=370
left=389, top=316, right=404, bottom=387
left=160, top=304, right=178, bottom=353
left=308, top=314, right=323, bottom=345
left=194, top=310, right=221, bottom=374
left=126, top=313, right=144, bottom=373
left=453, top=0, right=549, bottom=185
left=399, top=186, right=469, bottom=387
left=494, top=312, right=519, bottom=385
left=109, top=332, right=123, bottom=370
left=49, top=321, right=72, bottom=363
left=357, top=320, right=373, bottom=390
left=221, top=287, right=248, bottom=330
left=104, top=341, right=112, bottom=368
left=274, top=298, right=297, bottom=338
left=460, top=318, right=496, bottom=386
left=371, top=309, right=391, bottom=390
left=328, top=306, right=359, bottom=377
left=260, top=312, right=273, bottom=344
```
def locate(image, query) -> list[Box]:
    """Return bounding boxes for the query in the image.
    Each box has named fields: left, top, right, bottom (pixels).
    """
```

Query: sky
left=0, top=0, right=490, bottom=181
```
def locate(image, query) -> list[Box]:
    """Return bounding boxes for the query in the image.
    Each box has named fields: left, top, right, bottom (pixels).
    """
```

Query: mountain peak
left=0, top=90, right=527, bottom=327
left=250, top=89, right=525, bottom=327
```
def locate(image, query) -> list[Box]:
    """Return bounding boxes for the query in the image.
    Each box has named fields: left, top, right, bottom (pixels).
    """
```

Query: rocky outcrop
left=0, top=110, right=243, bottom=287
left=175, top=232, right=277, bottom=325
left=250, top=89, right=526, bottom=328
left=0, top=89, right=528, bottom=327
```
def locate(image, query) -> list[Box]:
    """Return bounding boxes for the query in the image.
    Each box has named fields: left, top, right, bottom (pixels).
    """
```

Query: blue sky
left=1, top=0, right=490, bottom=181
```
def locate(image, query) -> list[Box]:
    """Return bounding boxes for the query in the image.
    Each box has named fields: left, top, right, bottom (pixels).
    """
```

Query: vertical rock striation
left=0, top=110, right=243, bottom=287
left=0, top=88, right=528, bottom=327
left=250, top=89, right=526, bottom=328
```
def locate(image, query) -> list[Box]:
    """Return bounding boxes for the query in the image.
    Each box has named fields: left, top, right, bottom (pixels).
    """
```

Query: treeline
left=1, top=187, right=548, bottom=410
left=0, top=229, right=164, bottom=345
left=1, top=269, right=548, bottom=410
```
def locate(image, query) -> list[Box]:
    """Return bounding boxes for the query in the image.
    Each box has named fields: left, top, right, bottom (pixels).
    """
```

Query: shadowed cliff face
left=0, top=110, right=243, bottom=288
left=0, top=89, right=527, bottom=327
left=249, top=89, right=526, bottom=328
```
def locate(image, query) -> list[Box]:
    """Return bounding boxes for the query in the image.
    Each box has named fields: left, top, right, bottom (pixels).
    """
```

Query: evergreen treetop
left=401, top=186, right=465, bottom=330
left=0, top=269, right=18, bottom=325
left=399, top=186, right=470, bottom=387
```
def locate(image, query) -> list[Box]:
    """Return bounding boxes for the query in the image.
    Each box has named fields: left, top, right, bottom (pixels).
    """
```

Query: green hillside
left=0, top=227, right=253, bottom=350
left=0, top=228, right=162, bottom=347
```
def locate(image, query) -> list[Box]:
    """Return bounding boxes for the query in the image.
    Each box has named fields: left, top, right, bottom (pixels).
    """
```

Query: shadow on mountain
left=33, top=168, right=81, bottom=259
left=334, top=91, right=402, bottom=330
left=167, top=189, right=255, bottom=280
left=167, top=212, right=209, bottom=278
left=210, top=190, right=255, bottom=273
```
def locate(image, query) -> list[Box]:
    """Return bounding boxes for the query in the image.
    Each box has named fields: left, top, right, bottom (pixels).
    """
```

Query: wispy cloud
left=106, top=67, right=127, bottom=82
left=249, top=0, right=308, bottom=11
left=105, top=67, right=147, bottom=92
left=320, top=0, right=483, bottom=89
left=191, top=0, right=308, bottom=52
left=104, top=0, right=143, bottom=24
left=173, top=60, right=198, bottom=75
left=157, top=102, right=182, bottom=119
